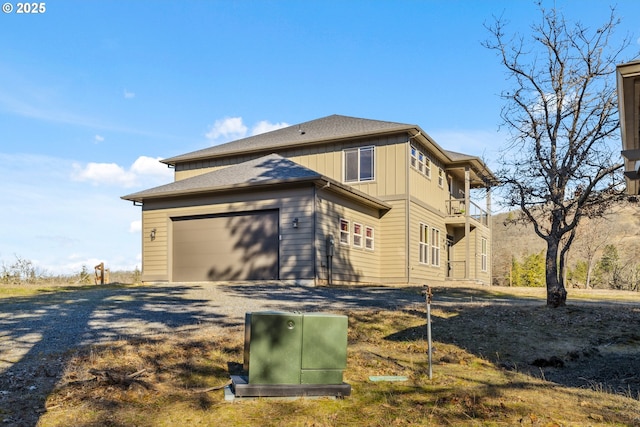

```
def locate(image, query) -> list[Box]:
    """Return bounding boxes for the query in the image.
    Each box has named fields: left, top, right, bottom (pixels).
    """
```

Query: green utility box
left=241, top=311, right=348, bottom=391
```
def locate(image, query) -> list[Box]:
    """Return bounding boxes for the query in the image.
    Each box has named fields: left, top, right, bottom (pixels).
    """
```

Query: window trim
left=481, top=237, right=488, bottom=272
left=353, top=222, right=363, bottom=248
left=339, top=218, right=350, bottom=245
left=365, top=226, right=374, bottom=251
left=431, top=227, right=441, bottom=267
left=419, top=223, right=429, bottom=265
left=344, top=146, right=375, bottom=183
left=410, top=145, right=431, bottom=179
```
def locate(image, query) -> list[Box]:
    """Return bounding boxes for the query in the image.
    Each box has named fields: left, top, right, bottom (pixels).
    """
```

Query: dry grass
left=35, top=286, right=640, bottom=427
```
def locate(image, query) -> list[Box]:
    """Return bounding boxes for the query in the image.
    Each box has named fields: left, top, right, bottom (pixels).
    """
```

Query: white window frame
left=353, top=222, right=363, bottom=248
left=339, top=218, right=350, bottom=245
left=410, top=146, right=418, bottom=168
left=438, top=168, right=444, bottom=187
left=431, top=227, right=441, bottom=267
left=425, top=157, right=431, bottom=178
left=344, top=146, right=375, bottom=183
left=365, top=226, right=374, bottom=250
left=481, top=237, right=488, bottom=272
left=419, top=223, right=429, bottom=265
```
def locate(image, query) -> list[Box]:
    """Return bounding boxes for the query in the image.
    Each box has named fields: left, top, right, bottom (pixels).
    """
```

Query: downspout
left=406, top=145, right=411, bottom=284
left=313, top=185, right=317, bottom=285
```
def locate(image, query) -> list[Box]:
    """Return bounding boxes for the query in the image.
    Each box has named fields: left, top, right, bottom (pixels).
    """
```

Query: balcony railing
left=445, top=198, right=489, bottom=226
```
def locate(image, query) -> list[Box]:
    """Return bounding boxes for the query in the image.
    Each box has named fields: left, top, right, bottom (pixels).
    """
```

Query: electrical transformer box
left=243, top=311, right=348, bottom=385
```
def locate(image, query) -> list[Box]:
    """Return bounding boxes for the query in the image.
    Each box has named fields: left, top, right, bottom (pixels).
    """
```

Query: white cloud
left=129, top=220, right=141, bottom=233
left=251, top=120, right=290, bottom=136
left=205, top=117, right=248, bottom=142
left=205, top=117, right=290, bottom=144
left=130, top=155, right=172, bottom=179
left=0, top=153, right=145, bottom=276
left=72, top=162, right=136, bottom=187
left=124, top=89, right=136, bottom=99
left=71, top=156, right=173, bottom=188
left=94, top=134, right=105, bottom=143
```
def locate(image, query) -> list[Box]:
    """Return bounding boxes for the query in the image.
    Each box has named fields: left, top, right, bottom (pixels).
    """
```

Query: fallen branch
left=89, top=368, right=154, bottom=390
left=189, top=380, right=232, bottom=393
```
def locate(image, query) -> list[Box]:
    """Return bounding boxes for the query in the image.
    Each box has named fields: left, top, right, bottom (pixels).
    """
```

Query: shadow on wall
left=207, top=209, right=280, bottom=281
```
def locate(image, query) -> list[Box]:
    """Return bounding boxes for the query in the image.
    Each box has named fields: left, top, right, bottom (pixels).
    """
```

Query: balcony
left=445, top=198, right=489, bottom=227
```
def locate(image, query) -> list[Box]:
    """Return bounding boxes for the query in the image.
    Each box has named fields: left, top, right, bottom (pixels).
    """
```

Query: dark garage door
left=172, top=210, right=279, bottom=282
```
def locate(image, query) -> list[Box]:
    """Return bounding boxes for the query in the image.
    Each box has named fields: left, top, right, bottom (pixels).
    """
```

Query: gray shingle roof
left=122, top=154, right=321, bottom=202
left=163, top=114, right=416, bottom=164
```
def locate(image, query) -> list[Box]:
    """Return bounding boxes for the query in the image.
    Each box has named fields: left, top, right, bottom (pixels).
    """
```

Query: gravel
left=0, top=282, right=423, bottom=426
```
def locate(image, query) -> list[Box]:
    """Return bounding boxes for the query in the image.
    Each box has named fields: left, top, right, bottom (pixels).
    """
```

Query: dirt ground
left=428, top=286, right=640, bottom=399
left=1, top=283, right=639, bottom=426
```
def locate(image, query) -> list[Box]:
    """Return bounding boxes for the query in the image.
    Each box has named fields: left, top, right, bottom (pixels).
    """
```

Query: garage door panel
left=172, top=210, right=279, bottom=282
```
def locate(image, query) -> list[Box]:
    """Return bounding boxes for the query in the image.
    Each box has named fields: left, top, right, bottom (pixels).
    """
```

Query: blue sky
left=1, top=0, right=639, bottom=275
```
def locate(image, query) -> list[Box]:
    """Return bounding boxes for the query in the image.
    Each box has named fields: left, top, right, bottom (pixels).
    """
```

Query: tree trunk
left=546, top=238, right=567, bottom=307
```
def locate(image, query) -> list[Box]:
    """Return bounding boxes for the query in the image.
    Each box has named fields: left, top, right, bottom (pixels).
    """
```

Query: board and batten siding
left=140, top=185, right=315, bottom=282
left=408, top=201, right=447, bottom=283
left=315, top=188, right=382, bottom=284
left=173, top=134, right=410, bottom=200
left=376, top=199, right=407, bottom=283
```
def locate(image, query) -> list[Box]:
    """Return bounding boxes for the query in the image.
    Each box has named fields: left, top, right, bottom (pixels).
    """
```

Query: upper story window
left=344, top=146, right=375, bottom=183
left=438, top=168, right=444, bottom=187
left=410, top=145, right=431, bottom=178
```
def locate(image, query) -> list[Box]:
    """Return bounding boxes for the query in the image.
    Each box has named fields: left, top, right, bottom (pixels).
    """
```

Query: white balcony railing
left=445, top=198, right=489, bottom=226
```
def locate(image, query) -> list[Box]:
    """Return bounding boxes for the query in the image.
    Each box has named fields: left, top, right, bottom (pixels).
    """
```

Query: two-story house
left=122, top=115, right=496, bottom=286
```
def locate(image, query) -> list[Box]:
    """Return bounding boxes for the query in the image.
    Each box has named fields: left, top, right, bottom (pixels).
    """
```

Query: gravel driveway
left=0, top=282, right=423, bottom=426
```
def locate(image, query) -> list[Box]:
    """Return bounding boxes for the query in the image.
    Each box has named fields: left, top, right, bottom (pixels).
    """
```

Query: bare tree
left=484, top=6, right=633, bottom=307
left=568, top=215, right=610, bottom=289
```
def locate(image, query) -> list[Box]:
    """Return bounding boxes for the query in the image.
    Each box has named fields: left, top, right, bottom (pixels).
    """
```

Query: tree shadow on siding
left=206, top=209, right=280, bottom=281
left=204, top=156, right=370, bottom=284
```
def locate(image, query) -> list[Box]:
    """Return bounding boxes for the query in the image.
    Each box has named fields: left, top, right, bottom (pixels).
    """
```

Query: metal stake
left=422, top=285, right=433, bottom=380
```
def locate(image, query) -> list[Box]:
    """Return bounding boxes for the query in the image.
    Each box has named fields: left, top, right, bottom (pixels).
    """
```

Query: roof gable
left=163, top=114, right=415, bottom=165
left=122, top=154, right=321, bottom=202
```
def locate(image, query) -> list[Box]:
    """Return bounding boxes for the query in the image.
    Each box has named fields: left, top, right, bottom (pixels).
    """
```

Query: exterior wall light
left=293, top=218, right=299, bottom=228
left=150, top=228, right=156, bottom=241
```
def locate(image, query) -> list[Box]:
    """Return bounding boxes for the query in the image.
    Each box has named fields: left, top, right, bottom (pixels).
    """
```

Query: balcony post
left=465, top=166, right=470, bottom=280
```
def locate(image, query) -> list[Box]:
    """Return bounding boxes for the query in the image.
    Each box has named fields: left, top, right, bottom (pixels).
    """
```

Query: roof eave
left=121, top=176, right=321, bottom=204
left=121, top=175, right=391, bottom=211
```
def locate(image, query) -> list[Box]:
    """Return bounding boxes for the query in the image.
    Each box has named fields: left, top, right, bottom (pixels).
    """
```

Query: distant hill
left=491, top=202, right=640, bottom=286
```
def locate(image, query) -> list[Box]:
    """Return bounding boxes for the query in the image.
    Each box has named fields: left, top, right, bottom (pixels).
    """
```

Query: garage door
left=172, top=210, right=279, bottom=281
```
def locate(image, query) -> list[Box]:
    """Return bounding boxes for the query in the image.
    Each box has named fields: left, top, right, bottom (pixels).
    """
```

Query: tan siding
left=408, top=202, right=447, bottom=283
left=377, top=199, right=407, bottom=282
left=141, top=186, right=316, bottom=282
left=315, top=189, right=381, bottom=284
left=145, top=128, right=493, bottom=285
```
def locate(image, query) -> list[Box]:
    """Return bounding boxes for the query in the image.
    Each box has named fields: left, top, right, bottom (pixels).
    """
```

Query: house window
left=353, top=223, right=363, bottom=248
left=481, top=237, right=488, bottom=272
left=438, top=168, right=444, bottom=187
left=365, top=226, right=374, bottom=250
left=344, top=146, right=375, bottom=182
left=410, top=145, right=431, bottom=178
left=431, top=227, right=440, bottom=267
left=419, top=223, right=429, bottom=264
left=339, top=219, right=350, bottom=245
